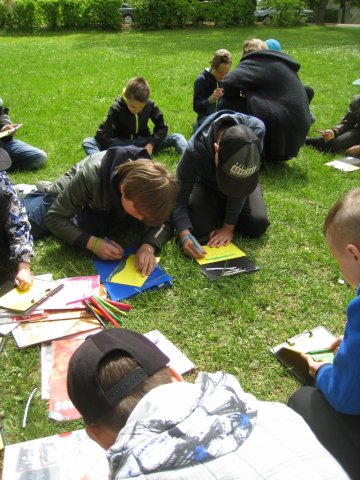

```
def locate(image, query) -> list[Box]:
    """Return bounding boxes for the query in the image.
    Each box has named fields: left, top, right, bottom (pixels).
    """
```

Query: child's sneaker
left=35, top=180, right=53, bottom=193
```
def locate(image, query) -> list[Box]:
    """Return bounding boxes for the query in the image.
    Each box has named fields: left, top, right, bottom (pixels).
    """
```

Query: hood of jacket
left=108, top=371, right=258, bottom=478
left=240, top=50, right=300, bottom=72
left=189, top=110, right=260, bottom=159
left=100, top=146, right=152, bottom=219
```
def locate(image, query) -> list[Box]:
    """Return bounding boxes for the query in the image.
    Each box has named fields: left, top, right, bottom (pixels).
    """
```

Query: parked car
left=255, top=6, right=313, bottom=23
left=121, top=3, right=134, bottom=24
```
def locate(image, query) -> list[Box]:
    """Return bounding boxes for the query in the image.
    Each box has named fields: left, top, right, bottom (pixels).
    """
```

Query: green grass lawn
left=1, top=24, right=360, bottom=466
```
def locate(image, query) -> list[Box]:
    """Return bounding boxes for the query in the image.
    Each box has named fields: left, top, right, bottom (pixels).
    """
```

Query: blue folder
left=93, top=247, right=172, bottom=300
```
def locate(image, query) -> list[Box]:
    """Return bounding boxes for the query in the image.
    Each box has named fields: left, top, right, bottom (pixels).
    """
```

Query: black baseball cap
left=67, top=328, right=169, bottom=424
left=0, top=148, right=11, bottom=172
left=217, top=125, right=261, bottom=198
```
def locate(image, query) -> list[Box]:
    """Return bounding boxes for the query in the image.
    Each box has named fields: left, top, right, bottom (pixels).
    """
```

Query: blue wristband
left=181, top=233, right=203, bottom=253
left=180, top=233, right=191, bottom=246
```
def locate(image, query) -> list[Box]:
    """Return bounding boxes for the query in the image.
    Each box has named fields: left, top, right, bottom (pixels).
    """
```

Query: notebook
left=270, top=326, right=336, bottom=385
left=195, top=243, right=259, bottom=281
left=94, top=247, right=172, bottom=300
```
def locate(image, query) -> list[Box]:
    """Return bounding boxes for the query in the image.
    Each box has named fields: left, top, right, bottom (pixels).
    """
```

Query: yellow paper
left=196, top=243, right=246, bottom=265
left=0, top=279, right=61, bottom=313
left=107, top=255, right=148, bottom=287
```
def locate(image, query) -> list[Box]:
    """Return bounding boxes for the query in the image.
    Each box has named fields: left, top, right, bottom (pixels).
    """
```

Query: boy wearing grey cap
left=67, top=328, right=348, bottom=479
left=173, top=110, right=269, bottom=259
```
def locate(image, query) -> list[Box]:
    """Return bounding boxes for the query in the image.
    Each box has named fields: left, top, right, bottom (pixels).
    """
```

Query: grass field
left=0, top=24, right=360, bottom=469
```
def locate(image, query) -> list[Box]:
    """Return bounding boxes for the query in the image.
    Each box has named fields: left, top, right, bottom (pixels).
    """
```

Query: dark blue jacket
left=173, top=111, right=265, bottom=234
left=193, top=68, right=222, bottom=123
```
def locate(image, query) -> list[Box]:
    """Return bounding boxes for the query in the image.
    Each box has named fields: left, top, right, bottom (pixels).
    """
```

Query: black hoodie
left=220, top=50, right=311, bottom=161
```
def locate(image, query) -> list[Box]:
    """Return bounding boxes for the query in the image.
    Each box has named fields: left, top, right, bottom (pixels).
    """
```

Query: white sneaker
left=13, top=184, right=36, bottom=200
left=35, top=180, right=53, bottom=193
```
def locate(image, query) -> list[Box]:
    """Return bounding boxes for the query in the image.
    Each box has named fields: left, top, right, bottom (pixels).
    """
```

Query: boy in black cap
left=173, top=110, right=269, bottom=258
left=0, top=148, right=34, bottom=288
left=67, top=328, right=348, bottom=479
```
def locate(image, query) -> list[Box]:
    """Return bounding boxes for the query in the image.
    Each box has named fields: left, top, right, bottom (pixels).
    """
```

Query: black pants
left=306, top=128, right=360, bottom=154
left=288, top=386, right=360, bottom=479
left=188, top=183, right=269, bottom=241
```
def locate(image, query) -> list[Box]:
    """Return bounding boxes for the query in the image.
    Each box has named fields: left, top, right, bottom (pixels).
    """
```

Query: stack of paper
left=2, top=429, right=108, bottom=479
left=325, top=156, right=360, bottom=172
left=0, top=276, right=103, bottom=348
left=41, top=329, right=195, bottom=422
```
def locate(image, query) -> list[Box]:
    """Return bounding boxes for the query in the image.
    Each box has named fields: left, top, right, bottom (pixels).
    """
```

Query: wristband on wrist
left=92, top=237, right=101, bottom=254
left=180, top=233, right=203, bottom=253
left=180, top=233, right=191, bottom=246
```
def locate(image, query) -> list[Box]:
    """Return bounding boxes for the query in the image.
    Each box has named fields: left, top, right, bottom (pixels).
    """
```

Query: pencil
left=307, top=348, right=333, bottom=355
left=89, top=296, right=120, bottom=328
left=83, top=299, right=107, bottom=329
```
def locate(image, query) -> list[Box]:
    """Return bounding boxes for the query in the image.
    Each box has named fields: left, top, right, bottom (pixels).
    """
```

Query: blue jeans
left=82, top=134, right=187, bottom=156
left=23, top=192, right=133, bottom=240
left=0, top=138, right=47, bottom=170
left=23, top=193, right=55, bottom=239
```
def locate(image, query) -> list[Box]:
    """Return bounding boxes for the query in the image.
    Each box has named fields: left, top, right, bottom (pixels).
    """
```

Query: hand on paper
left=300, top=352, right=328, bottom=379
left=346, top=145, right=360, bottom=156
left=15, top=262, right=33, bottom=291
left=136, top=243, right=156, bottom=276
left=207, top=224, right=234, bottom=247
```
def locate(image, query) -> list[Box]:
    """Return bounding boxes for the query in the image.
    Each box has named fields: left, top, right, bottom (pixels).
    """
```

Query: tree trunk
left=316, top=0, right=328, bottom=24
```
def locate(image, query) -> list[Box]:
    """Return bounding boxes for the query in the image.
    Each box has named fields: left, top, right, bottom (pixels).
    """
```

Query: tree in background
left=309, top=0, right=359, bottom=23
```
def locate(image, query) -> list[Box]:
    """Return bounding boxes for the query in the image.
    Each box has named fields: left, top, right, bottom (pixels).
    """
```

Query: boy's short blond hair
left=324, top=188, right=360, bottom=247
left=210, top=49, right=232, bottom=70
left=242, top=38, right=268, bottom=57
left=124, top=76, right=150, bottom=103
left=116, top=160, right=178, bottom=227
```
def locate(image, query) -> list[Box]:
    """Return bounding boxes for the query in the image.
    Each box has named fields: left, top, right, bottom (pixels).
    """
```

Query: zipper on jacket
left=215, top=81, right=219, bottom=112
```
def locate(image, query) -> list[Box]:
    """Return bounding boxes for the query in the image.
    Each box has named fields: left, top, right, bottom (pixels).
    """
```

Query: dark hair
left=124, top=76, right=150, bottom=103
left=94, top=352, right=172, bottom=431
left=116, top=160, right=178, bottom=226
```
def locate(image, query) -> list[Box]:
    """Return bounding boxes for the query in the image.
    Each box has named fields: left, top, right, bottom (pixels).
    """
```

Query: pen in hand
left=181, top=233, right=205, bottom=254
left=307, top=348, right=334, bottom=355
